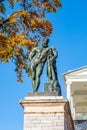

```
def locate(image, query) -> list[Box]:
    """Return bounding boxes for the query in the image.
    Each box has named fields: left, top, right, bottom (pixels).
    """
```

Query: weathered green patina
left=29, top=38, right=61, bottom=95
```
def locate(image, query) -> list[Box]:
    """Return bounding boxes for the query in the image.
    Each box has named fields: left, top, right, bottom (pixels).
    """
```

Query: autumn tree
left=0, top=0, right=61, bottom=82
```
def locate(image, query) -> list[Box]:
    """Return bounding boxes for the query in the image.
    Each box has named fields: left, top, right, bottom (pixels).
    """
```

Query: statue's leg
left=35, top=63, right=44, bottom=91
left=32, top=79, right=36, bottom=92
left=31, top=64, right=35, bottom=79
left=30, top=64, right=37, bottom=92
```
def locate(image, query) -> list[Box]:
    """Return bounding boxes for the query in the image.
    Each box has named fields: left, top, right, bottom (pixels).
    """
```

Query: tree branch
left=0, top=18, right=9, bottom=28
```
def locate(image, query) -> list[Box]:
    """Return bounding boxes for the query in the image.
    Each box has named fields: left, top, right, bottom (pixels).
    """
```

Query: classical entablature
left=63, top=66, right=87, bottom=121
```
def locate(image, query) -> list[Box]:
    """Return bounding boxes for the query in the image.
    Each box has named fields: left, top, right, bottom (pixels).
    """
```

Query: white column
left=71, top=95, right=75, bottom=119
left=66, top=81, right=72, bottom=104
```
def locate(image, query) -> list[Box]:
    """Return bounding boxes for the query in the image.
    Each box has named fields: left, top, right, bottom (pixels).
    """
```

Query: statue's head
left=42, top=38, right=49, bottom=47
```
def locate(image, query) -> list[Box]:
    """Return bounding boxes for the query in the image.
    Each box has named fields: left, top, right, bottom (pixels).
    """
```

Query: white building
left=63, top=66, right=87, bottom=129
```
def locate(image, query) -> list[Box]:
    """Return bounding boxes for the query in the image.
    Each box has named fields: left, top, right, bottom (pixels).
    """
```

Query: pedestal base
left=20, top=93, right=74, bottom=130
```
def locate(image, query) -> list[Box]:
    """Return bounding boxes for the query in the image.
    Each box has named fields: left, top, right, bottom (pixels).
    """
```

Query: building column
left=66, top=81, right=72, bottom=104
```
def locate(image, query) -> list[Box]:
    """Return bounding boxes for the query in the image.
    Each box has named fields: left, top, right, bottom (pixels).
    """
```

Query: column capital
left=66, top=81, right=72, bottom=85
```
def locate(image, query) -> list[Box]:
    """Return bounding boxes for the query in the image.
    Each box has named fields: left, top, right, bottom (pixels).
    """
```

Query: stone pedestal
left=20, top=93, right=74, bottom=130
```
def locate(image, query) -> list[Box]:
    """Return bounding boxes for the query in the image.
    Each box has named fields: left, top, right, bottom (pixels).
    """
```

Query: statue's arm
left=50, top=47, right=58, bottom=61
left=53, top=48, right=58, bottom=59
left=29, top=48, right=36, bottom=60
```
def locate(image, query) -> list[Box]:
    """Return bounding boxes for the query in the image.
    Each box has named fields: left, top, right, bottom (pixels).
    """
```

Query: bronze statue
left=29, top=38, right=61, bottom=95
left=29, top=38, right=49, bottom=91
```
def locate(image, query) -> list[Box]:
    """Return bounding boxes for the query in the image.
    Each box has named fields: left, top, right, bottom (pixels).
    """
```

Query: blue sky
left=0, top=0, right=87, bottom=130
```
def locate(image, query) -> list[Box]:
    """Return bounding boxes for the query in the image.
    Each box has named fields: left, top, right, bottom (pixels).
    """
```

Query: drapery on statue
left=29, top=38, right=61, bottom=95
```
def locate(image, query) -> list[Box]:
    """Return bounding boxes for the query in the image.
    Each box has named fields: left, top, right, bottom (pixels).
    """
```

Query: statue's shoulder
left=48, top=46, right=58, bottom=56
left=48, top=46, right=56, bottom=50
left=31, top=46, right=39, bottom=51
left=33, top=46, right=42, bottom=50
